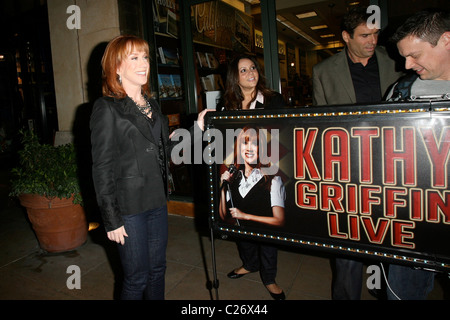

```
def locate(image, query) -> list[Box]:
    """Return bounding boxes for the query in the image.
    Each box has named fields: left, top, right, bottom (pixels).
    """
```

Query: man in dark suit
left=312, top=6, right=402, bottom=300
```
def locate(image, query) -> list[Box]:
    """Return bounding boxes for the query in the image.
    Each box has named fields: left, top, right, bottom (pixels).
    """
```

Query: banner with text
left=206, top=101, right=450, bottom=271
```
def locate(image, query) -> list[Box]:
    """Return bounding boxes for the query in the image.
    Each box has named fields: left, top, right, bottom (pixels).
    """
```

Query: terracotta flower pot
left=19, top=194, right=88, bottom=253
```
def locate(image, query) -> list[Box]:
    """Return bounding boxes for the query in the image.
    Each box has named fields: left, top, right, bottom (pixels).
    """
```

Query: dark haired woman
left=219, top=54, right=285, bottom=111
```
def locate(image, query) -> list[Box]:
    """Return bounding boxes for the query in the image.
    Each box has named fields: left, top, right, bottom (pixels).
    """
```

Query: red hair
left=101, top=35, right=152, bottom=98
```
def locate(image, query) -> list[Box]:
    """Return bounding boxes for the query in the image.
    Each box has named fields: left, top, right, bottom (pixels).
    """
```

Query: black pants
left=332, top=258, right=363, bottom=300
left=237, top=240, right=278, bottom=285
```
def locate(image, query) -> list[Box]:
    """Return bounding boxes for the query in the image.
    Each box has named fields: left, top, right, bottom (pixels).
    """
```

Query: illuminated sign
left=206, top=101, right=450, bottom=271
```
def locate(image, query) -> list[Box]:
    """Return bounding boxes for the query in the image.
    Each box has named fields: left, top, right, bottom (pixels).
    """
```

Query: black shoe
left=227, top=269, right=248, bottom=279
left=269, top=290, right=286, bottom=300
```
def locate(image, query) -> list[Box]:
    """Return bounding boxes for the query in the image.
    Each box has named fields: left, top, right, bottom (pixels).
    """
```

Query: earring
left=118, top=74, right=122, bottom=84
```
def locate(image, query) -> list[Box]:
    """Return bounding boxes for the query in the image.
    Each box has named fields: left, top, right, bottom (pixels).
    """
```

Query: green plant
left=9, top=130, right=83, bottom=204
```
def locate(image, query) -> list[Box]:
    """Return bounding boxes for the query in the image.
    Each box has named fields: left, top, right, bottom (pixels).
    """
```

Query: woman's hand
left=221, top=170, right=232, bottom=185
left=107, top=226, right=128, bottom=245
left=229, top=206, right=285, bottom=227
left=229, top=207, right=246, bottom=220
left=196, top=109, right=214, bottom=131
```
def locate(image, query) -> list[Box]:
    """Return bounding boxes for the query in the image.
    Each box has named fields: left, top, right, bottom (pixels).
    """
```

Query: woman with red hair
left=219, top=125, right=286, bottom=299
left=90, top=35, right=170, bottom=300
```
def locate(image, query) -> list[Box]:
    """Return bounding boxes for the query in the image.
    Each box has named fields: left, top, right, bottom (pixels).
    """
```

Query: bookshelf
left=194, top=44, right=228, bottom=110
left=154, top=32, right=184, bottom=117
left=146, top=0, right=247, bottom=200
left=150, top=0, right=191, bottom=199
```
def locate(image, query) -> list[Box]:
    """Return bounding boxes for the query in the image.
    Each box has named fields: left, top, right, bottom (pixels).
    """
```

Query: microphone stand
left=226, top=182, right=240, bottom=226
left=224, top=164, right=240, bottom=226
left=209, top=223, right=219, bottom=300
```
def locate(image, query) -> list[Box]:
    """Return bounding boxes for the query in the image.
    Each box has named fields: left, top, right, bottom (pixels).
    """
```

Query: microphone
left=227, top=164, right=237, bottom=176
left=223, top=164, right=240, bottom=226
left=222, top=164, right=237, bottom=187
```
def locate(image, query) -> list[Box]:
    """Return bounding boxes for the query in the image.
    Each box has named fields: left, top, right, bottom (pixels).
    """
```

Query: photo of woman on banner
left=219, top=125, right=286, bottom=228
left=218, top=125, right=286, bottom=300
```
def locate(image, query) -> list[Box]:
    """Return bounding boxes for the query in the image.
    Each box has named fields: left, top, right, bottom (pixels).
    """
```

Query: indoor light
left=277, top=15, right=320, bottom=46
left=311, top=25, right=328, bottom=30
left=296, top=11, right=317, bottom=19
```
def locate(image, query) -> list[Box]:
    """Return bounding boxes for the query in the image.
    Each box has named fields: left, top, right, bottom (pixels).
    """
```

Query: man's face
left=397, top=33, right=450, bottom=80
left=343, top=23, right=380, bottom=63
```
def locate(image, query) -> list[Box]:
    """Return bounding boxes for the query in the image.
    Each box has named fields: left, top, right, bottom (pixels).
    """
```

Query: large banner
left=205, top=101, right=450, bottom=271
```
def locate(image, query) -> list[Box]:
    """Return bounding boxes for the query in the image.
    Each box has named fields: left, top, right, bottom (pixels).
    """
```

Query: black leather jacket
left=90, top=96, right=171, bottom=231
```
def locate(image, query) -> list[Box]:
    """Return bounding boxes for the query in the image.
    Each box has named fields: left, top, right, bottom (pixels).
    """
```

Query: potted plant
left=9, top=130, right=87, bottom=253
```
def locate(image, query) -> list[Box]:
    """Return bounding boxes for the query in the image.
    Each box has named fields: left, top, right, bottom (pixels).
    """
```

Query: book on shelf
left=209, top=74, right=224, bottom=91
left=158, top=74, right=176, bottom=98
left=170, top=74, right=183, bottom=97
left=196, top=52, right=209, bottom=68
left=201, top=74, right=224, bottom=92
left=158, top=47, right=179, bottom=65
left=205, top=52, right=220, bottom=69
left=153, top=0, right=179, bottom=37
left=200, top=76, right=215, bottom=91
left=166, top=9, right=178, bottom=38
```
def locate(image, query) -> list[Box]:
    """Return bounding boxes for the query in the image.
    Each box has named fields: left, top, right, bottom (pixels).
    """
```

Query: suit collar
left=332, top=49, right=356, bottom=103
left=374, top=47, right=395, bottom=94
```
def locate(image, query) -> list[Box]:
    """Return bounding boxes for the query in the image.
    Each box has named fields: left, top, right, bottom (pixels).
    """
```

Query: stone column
left=47, top=0, right=120, bottom=141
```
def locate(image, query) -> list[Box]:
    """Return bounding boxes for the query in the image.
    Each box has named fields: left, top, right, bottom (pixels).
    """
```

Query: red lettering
left=420, top=127, right=450, bottom=188
left=383, top=127, right=416, bottom=186
left=346, top=184, right=358, bottom=214
left=320, top=183, right=344, bottom=212
left=327, top=213, right=347, bottom=239
left=294, top=129, right=320, bottom=180
left=326, top=213, right=417, bottom=248
left=348, top=215, right=360, bottom=240
left=384, top=187, right=407, bottom=218
left=323, top=129, right=350, bottom=182
left=410, top=189, right=423, bottom=221
left=427, top=190, right=450, bottom=223
left=360, top=185, right=381, bottom=215
left=391, top=220, right=415, bottom=248
left=361, top=217, right=390, bottom=244
left=352, top=128, right=379, bottom=183
left=295, top=181, right=318, bottom=209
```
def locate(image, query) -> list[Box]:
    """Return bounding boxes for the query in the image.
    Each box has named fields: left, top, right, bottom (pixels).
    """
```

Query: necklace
left=132, top=95, right=152, bottom=118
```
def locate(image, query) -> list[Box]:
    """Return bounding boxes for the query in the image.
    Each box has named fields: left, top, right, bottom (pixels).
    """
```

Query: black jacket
left=90, top=96, right=171, bottom=231
left=217, top=91, right=286, bottom=110
left=254, top=91, right=285, bottom=109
